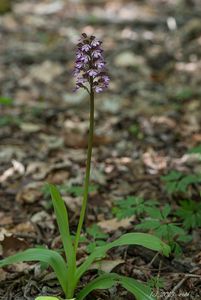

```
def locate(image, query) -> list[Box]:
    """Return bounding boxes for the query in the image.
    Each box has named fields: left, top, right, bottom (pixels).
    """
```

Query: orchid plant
left=0, top=34, right=171, bottom=300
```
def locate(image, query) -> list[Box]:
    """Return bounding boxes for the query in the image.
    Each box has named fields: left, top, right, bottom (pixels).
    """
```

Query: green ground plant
left=188, top=144, right=201, bottom=154
left=86, top=224, right=109, bottom=253
left=176, top=199, right=201, bottom=229
left=161, top=170, right=201, bottom=194
left=136, top=204, right=191, bottom=255
left=147, top=276, right=164, bottom=290
left=113, top=196, right=158, bottom=220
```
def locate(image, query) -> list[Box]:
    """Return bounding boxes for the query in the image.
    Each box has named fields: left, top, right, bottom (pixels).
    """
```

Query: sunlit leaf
left=76, top=273, right=156, bottom=300
left=49, top=184, right=75, bottom=263
left=119, top=276, right=156, bottom=300
left=0, top=248, right=68, bottom=295
left=76, top=233, right=170, bottom=282
left=49, top=184, right=76, bottom=296
left=76, top=273, right=117, bottom=300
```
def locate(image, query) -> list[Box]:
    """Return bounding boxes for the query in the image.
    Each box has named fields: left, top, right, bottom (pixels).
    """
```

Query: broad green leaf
left=110, top=233, right=170, bottom=255
left=49, top=184, right=76, bottom=297
left=35, top=297, right=60, bottom=300
left=76, top=273, right=118, bottom=300
left=49, top=184, right=75, bottom=262
left=36, top=298, right=76, bottom=300
left=0, top=248, right=68, bottom=295
left=119, top=276, right=156, bottom=300
left=76, top=273, right=156, bottom=300
left=76, top=233, right=170, bottom=282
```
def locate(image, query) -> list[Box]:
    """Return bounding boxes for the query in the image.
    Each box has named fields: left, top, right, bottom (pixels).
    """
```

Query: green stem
left=74, top=86, right=94, bottom=253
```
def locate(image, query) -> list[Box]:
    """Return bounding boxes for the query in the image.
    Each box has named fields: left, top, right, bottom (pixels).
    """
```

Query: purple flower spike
left=73, top=33, right=109, bottom=93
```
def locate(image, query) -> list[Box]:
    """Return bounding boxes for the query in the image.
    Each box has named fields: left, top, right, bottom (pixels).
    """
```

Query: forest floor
left=0, top=0, right=201, bottom=299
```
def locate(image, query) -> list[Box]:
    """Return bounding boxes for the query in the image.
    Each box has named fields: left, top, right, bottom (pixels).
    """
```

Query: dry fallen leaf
left=98, top=217, right=134, bottom=233
left=0, top=269, right=7, bottom=281
left=26, top=161, right=71, bottom=180
left=0, top=229, right=12, bottom=242
left=64, top=132, right=113, bottom=148
left=16, top=182, right=44, bottom=203
left=63, top=195, right=82, bottom=212
left=90, top=259, right=124, bottom=273
left=151, top=116, right=176, bottom=128
left=143, top=149, right=167, bottom=174
left=47, top=170, right=69, bottom=184
left=10, top=222, right=35, bottom=235
left=0, top=229, right=28, bottom=257
left=31, top=211, right=54, bottom=231
left=1, top=236, right=28, bottom=257
left=0, top=160, right=25, bottom=183
left=0, top=213, right=12, bottom=226
left=0, top=146, right=25, bottom=163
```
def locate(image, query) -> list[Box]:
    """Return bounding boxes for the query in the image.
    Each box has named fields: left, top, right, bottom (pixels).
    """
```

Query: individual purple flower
left=76, top=51, right=83, bottom=59
left=81, top=44, right=91, bottom=52
left=73, top=33, right=109, bottom=93
left=102, top=75, right=110, bottom=84
left=80, top=55, right=89, bottom=63
left=95, top=86, right=103, bottom=93
left=91, top=39, right=101, bottom=47
left=92, top=50, right=102, bottom=59
left=76, top=62, right=83, bottom=69
left=95, top=60, right=105, bottom=69
left=88, top=69, right=98, bottom=77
